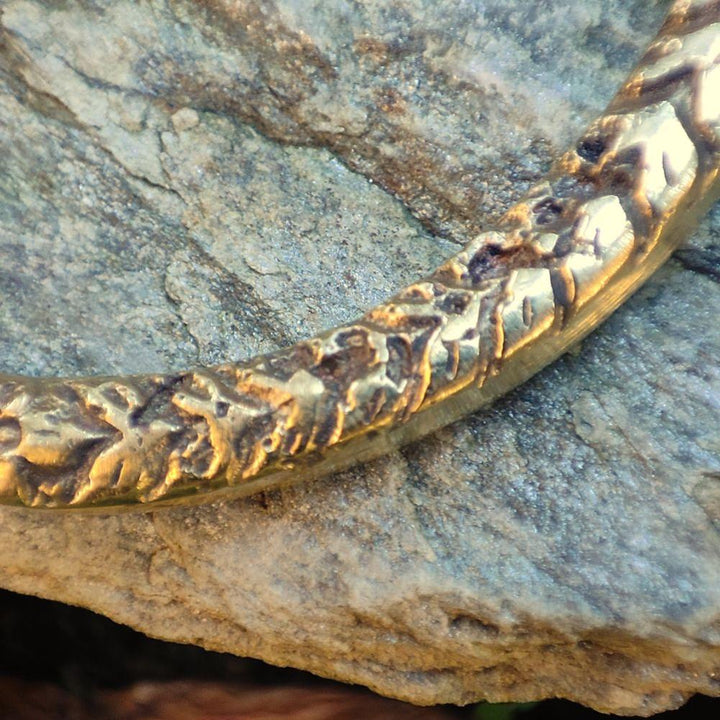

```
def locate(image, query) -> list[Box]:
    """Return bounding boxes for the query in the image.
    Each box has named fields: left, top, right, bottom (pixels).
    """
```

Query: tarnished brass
left=1, top=0, right=720, bottom=510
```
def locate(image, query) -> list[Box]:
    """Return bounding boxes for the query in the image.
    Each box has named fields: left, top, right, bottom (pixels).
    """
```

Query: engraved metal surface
left=1, top=0, right=720, bottom=510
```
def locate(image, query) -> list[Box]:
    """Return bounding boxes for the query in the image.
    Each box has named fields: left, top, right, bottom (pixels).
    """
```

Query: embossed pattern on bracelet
left=1, top=0, right=720, bottom=509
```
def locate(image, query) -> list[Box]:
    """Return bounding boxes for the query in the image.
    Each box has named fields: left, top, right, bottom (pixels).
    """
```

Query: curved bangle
left=1, top=0, right=720, bottom=510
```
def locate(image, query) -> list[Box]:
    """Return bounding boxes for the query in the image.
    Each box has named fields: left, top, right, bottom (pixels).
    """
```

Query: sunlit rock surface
left=1, top=0, right=720, bottom=715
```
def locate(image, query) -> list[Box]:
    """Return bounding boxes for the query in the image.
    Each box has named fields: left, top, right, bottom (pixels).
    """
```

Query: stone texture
left=1, top=0, right=720, bottom=716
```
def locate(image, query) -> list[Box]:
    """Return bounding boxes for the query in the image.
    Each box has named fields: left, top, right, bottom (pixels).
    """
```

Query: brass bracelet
left=2, top=0, right=720, bottom=510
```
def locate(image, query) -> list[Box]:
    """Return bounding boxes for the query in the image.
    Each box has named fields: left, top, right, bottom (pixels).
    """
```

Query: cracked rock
left=1, top=0, right=720, bottom=716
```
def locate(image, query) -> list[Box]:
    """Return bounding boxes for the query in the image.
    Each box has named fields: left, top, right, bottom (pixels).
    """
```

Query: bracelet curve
left=1, top=0, right=720, bottom=510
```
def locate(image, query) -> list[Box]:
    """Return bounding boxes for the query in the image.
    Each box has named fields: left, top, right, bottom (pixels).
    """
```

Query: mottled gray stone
left=1, top=0, right=720, bottom=716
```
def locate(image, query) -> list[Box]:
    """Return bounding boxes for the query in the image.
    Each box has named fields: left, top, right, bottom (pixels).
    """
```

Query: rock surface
left=1, top=0, right=720, bottom=715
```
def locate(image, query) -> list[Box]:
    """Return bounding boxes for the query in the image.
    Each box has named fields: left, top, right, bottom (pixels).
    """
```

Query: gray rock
left=1, top=0, right=720, bottom=715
